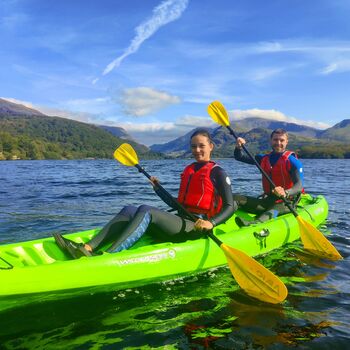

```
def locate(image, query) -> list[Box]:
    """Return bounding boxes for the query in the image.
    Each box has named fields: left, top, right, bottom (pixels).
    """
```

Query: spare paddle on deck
left=208, top=101, right=342, bottom=261
left=114, top=143, right=288, bottom=304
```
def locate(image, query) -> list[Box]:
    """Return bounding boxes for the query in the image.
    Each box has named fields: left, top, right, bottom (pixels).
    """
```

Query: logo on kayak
left=118, top=249, right=176, bottom=266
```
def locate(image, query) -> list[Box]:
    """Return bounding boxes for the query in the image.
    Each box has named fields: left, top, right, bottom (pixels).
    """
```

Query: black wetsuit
left=88, top=162, right=236, bottom=252
left=233, top=148, right=303, bottom=222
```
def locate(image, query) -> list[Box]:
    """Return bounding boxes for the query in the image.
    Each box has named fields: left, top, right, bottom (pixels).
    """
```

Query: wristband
left=209, top=218, right=217, bottom=227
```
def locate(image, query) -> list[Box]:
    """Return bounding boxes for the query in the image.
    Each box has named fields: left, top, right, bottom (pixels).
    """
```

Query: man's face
left=270, top=133, right=288, bottom=153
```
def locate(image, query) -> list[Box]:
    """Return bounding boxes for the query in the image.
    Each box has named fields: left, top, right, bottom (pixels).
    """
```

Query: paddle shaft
left=226, top=125, right=298, bottom=216
left=134, top=164, right=224, bottom=246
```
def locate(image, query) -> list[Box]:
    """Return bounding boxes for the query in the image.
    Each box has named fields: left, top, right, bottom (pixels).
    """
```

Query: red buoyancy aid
left=177, top=161, right=222, bottom=219
left=260, top=151, right=298, bottom=195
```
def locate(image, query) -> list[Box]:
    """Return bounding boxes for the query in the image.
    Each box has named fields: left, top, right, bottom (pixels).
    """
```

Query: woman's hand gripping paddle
left=208, top=101, right=342, bottom=261
left=114, top=143, right=288, bottom=304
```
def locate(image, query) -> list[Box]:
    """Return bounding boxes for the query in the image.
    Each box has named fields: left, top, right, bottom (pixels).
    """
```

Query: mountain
left=0, top=98, right=45, bottom=117
left=151, top=128, right=203, bottom=157
left=149, top=117, right=322, bottom=156
left=150, top=118, right=350, bottom=159
left=0, top=99, right=152, bottom=160
left=318, top=119, right=350, bottom=142
left=150, top=126, right=240, bottom=157
left=237, top=117, right=319, bottom=138
left=97, top=125, right=135, bottom=141
left=2, top=98, right=349, bottom=160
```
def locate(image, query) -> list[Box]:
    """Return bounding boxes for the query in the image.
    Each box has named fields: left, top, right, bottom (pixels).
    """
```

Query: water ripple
left=0, top=158, right=349, bottom=349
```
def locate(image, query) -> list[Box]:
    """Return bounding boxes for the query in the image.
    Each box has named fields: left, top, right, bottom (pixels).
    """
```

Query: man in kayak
left=54, top=129, right=237, bottom=258
left=233, top=128, right=304, bottom=226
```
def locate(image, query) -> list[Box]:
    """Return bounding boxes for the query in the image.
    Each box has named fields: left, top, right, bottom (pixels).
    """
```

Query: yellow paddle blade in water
left=207, top=101, right=230, bottom=127
left=297, top=216, right=342, bottom=261
left=113, top=143, right=139, bottom=167
left=221, top=244, right=288, bottom=304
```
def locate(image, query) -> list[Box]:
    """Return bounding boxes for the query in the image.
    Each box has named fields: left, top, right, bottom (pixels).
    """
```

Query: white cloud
left=230, top=108, right=330, bottom=129
left=119, top=87, right=181, bottom=116
left=255, top=41, right=283, bottom=53
left=3, top=97, right=331, bottom=145
left=256, top=40, right=350, bottom=55
left=249, top=67, right=285, bottom=81
left=1, top=97, right=105, bottom=124
left=1, top=97, right=35, bottom=109
left=116, top=121, right=180, bottom=145
left=35, top=106, right=101, bottom=124
left=118, top=121, right=175, bottom=132
left=232, top=108, right=288, bottom=121
left=115, top=114, right=219, bottom=145
left=63, top=97, right=110, bottom=109
left=175, top=115, right=214, bottom=127
left=321, top=59, right=350, bottom=74
left=255, top=40, right=350, bottom=76
left=96, top=0, right=189, bottom=81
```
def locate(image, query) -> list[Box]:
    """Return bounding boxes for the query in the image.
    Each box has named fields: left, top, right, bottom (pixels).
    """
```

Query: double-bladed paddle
left=207, top=100, right=342, bottom=261
left=114, top=143, right=288, bottom=304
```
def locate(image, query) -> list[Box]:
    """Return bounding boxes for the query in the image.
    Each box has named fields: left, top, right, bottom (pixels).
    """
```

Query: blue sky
left=1, top=0, right=350, bottom=145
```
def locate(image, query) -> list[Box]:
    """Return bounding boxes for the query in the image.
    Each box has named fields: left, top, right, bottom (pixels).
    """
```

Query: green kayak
left=0, top=194, right=328, bottom=302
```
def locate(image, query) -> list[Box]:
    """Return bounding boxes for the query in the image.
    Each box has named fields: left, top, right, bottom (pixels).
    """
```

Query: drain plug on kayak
left=253, top=229, right=270, bottom=248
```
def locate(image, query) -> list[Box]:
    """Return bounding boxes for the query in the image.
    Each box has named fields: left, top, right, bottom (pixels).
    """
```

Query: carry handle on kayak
left=207, top=100, right=342, bottom=261
left=113, top=143, right=288, bottom=304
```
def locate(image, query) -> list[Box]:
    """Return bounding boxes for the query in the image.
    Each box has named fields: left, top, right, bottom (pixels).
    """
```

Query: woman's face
left=190, top=134, right=214, bottom=162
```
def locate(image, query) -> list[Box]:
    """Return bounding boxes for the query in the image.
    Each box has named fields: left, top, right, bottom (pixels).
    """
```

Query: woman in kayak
left=54, top=129, right=237, bottom=258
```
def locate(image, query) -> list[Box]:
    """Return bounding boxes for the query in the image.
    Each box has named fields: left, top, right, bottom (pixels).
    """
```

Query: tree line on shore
left=1, top=130, right=350, bottom=160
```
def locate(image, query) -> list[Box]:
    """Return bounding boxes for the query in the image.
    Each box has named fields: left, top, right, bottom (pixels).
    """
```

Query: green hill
left=318, top=119, right=350, bottom=142
left=1, top=98, right=349, bottom=160
left=0, top=99, right=154, bottom=160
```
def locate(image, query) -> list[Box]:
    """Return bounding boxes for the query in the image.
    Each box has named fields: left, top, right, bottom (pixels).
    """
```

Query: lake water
left=0, top=159, right=349, bottom=349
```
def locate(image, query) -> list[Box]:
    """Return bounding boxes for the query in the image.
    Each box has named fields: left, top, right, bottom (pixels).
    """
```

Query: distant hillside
left=151, top=128, right=203, bottom=156
left=97, top=125, right=135, bottom=141
left=150, top=118, right=350, bottom=159
left=2, top=98, right=349, bottom=160
left=0, top=98, right=45, bottom=117
left=150, top=126, right=260, bottom=157
left=237, top=117, right=319, bottom=138
left=318, top=119, right=350, bottom=142
left=0, top=99, right=153, bottom=160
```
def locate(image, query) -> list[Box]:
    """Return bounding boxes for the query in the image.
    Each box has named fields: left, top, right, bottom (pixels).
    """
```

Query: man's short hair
left=270, top=128, right=288, bottom=139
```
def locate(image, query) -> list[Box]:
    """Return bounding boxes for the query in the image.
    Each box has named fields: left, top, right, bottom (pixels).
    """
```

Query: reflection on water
left=0, top=159, right=349, bottom=349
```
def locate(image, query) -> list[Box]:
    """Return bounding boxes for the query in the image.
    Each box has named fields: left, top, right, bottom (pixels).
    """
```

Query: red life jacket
left=177, top=161, right=222, bottom=219
left=261, top=151, right=301, bottom=195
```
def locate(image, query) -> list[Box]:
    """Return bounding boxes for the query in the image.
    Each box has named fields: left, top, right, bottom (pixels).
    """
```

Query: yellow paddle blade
left=207, top=101, right=230, bottom=127
left=221, top=244, right=288, bottom=304
left=113, top=143, right=139, bottom=167
left=297, top=216, right=343, bottom=261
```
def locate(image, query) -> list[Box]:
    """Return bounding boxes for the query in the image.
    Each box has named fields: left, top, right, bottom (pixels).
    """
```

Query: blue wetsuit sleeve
left=288, top=156, right=303, bottom=196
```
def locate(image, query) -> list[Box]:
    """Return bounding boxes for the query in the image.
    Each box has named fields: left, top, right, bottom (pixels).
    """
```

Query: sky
left=1, top=0, right=350, bottom=145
